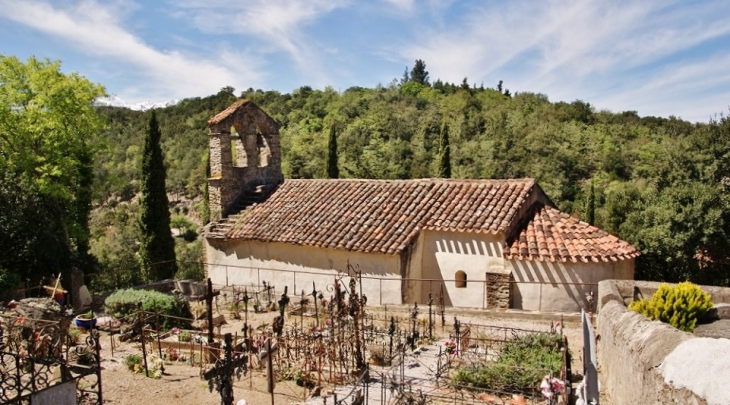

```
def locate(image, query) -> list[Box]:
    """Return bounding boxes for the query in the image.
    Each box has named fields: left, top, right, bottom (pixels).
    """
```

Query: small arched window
left=455, top=271, right=467, bottom=288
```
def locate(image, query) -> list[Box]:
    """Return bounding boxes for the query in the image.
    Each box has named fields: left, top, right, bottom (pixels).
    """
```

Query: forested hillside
left=90, top=69, right=730, bottom=289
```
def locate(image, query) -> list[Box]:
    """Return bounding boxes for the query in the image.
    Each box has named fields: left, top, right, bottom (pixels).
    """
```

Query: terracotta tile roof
left=208, top=99, right=250, bottom=125
left=220, top=178, right=537, bottom=254
left=505, top=204, right=640, bottom=263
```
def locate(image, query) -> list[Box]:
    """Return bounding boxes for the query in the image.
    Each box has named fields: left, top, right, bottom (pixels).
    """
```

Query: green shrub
left=105, top=289, right=192, bottom=329
left=451, top=332, right=563, bottom=393
left=125, top=353, right=143, bottom=371
left=629, top=282, right=713, bottom=332
left=67, top=325, right=81, bottom=345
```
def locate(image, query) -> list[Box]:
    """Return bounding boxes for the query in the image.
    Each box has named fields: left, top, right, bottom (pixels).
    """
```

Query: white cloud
left=171, top=0, right=348, bottom=87
left=398, top=0, right=730, bottom=120
left=0, top=0, right=263, bottom=101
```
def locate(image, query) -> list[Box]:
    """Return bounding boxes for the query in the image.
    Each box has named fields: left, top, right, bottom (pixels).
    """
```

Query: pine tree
left=410, top=59, right=430, bottom=86
left=438, top=120, right=452, bottom=178
left=327, top=125, right=339, bottom=179
left=138, top=111, right=177, bottom=281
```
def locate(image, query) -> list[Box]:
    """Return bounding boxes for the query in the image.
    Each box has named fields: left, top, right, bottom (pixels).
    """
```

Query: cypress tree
left=587, top=179, right=596, bottom=226
left=327, top=125, right=339, bottom=179
left=438, top=120, right=451, bottom=178
left=138, top=111, right=177, bottom=281
left=201, top=150, right=211, bottom=224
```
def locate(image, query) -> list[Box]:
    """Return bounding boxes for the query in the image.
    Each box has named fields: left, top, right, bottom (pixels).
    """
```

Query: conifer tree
left=410, top=59, right=430, bottom=86
left=327, top=125, right=339, bottom=179
left=138, top=111, right=177, bottom=281
left=201, top=151, right=211, bottom=224
left=587, top=179, right=596, bottom=226
left=438, top=120, right=452, bottom=178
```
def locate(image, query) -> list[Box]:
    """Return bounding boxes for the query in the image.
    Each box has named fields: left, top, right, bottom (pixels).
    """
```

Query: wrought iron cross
left=205, top=278, right=221, bottom=344
left=241, top=287, right=250, bottom=331
left=204, top=333, right=248, bottom=405
left=310, top=282, right=320, bottom=328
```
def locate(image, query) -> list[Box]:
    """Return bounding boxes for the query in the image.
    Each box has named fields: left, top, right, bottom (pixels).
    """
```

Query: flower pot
left=74, top=315, right=97, bottom=329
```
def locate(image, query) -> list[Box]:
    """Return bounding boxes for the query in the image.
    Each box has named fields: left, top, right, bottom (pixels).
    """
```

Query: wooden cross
left=258, top=337, right=279, bottom=405
left=203, top=333, right=248, bottom=405
left=205, top=278, right=221, bottom=344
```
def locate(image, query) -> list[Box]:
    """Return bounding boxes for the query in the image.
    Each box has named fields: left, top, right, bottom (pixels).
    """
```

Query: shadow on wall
left=510, top=259, right=596, bottom=312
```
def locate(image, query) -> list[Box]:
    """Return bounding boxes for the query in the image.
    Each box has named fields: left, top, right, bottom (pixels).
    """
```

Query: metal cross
left=241, top=287, right=250, bottom=332
left=262, top=281, right=275, bottom=308
left=205, top=278, right=221, bottom=344
left=204, top=333, right=248, bottom=405
left=309, top=282, right=320, bottom=328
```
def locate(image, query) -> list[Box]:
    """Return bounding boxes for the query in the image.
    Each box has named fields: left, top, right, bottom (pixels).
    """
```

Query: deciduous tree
left=0, top=55, right=105, bottom=287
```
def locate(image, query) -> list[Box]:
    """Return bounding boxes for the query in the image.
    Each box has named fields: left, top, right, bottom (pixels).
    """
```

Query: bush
left=105, top=289, right=192, bottom=329
left=451, top=332, right=563, bottom=393
left=125, top=353, right=142, bottom=371
left=629, top=282, right=713, bottom=332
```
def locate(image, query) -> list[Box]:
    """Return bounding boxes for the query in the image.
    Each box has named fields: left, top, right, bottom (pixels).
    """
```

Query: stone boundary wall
left=597, top=280, right=730, bottom=405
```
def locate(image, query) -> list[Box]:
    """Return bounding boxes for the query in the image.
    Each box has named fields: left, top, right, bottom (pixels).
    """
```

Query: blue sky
left=1, top=0, right=729, bottom=122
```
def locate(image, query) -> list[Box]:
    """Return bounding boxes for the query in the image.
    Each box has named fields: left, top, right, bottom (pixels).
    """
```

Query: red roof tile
left=221, top=178, right=537, bottom=255
left=208, top=99, right=249, bottom=125
left=505, top=204, right=639, bottom=263
left=211, top=179, right=638, bottom=262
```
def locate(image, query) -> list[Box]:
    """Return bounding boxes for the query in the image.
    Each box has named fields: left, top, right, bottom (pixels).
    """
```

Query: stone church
left=203, top=100, right=638, bottom=312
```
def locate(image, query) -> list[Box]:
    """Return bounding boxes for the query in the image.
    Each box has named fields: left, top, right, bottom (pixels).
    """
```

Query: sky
left=1, top=0, right=729, bottom=122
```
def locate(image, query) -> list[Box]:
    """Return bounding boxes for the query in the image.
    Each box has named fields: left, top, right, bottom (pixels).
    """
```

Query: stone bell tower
left=206, top=100, right=283, bottom=222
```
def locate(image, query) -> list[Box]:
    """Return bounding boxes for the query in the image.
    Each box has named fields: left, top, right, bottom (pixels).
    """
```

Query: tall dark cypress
left=437, top=120, right=451, bottom=178
left=587, top=179, right=596, bottom=226
left=138, top=111, right=177, bottom=281
left=327, top=125, right=339, bottom=179
left=201, top=150, right=211, bottom=224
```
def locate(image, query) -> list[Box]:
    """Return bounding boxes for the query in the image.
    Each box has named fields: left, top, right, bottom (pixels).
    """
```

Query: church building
left=203, top=100, right=638, bottom=312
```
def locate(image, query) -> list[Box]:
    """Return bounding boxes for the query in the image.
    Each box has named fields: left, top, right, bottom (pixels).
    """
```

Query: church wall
left=508, top=258, right=634, bottom=312
left=204, top=239, right=403, bottom=304
left=416, top=230, right=507, bottom=308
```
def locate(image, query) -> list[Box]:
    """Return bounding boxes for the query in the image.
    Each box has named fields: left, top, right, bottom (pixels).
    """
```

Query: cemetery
left=0, top=266, right=583, bottom=405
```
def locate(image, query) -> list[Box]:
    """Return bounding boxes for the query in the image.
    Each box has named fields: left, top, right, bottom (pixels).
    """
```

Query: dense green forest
left=90, top=65, right=730, bottom=289
left=3, top=56, right=730, bottom=294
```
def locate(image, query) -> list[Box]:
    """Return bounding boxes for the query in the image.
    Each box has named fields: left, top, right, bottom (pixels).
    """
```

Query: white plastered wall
left=415, top=230, right=507, bottom=308
left=205, top=239, right=403, bottom=305
left=508, top=258, right=635, bottom=312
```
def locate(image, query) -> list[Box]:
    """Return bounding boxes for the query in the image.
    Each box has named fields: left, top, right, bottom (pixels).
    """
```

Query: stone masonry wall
left=597, top=280, right=730, bottom=405
left=207, top=101, right=283, bottom=222
left=486, top=272, right=510, bottom=309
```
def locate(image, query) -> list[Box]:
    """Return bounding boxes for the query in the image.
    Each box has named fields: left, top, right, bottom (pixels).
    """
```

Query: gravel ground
left=96, top=303, right=587, bottom=405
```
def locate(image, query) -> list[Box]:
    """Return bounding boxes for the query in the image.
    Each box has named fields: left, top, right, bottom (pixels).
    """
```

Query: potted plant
left=74, top=310, right=97, bottom=330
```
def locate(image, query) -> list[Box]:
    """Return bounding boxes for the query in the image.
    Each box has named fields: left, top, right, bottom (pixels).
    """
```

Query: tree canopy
left=86, top=61, right=730, bottom=287
left=0, top=55, right=105, bottom=287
